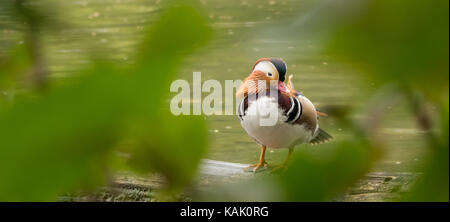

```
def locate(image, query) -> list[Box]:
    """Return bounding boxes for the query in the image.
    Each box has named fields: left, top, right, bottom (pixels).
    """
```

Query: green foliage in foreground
left=197, top=0, right=448, bottom=202
left=328, top=0, right=448, bottom=202
left=0, top=3, right=210, bottom=201
left=0, top=0, right=448, bottom=202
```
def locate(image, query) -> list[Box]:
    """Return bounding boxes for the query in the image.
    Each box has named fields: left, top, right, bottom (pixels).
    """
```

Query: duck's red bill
left=278, top=81, right=288, bottom=93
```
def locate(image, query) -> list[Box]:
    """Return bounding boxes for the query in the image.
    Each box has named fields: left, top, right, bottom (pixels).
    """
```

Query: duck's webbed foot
left=244, top=161, right=270, bottom=173
left=244, top=145, right=269, bottom=173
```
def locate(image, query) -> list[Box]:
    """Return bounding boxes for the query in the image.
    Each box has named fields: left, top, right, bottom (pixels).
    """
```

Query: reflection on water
left=0, top=0, right=426, bottom=172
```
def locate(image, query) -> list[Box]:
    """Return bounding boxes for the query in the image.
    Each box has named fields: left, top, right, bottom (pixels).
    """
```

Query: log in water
left=60, top=159, right=419, bottom=202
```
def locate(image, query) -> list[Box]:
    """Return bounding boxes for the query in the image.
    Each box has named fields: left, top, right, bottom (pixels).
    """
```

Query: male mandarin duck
left=236, top=58, right=332, bottom=172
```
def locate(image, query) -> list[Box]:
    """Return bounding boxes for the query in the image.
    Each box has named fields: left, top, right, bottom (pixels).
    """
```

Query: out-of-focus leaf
left=0, top=43, right=32, bottom=89
left=276, top=140, right=374, bottom=201
left=133, top=4, right=212, bottom=108
left=123, top=5, right=211, bottom=191
left=328, top=0, right=449, bottom=99
left=404, top=144, right=449, bottom=202
left=0, top=3, right=211, bottom=201
left=127, top=113, right=208, bottom=191
left=0, top=64, right=130, bottom=201
left=325, top=0, right=449, bottom=202
left=402, top=98, right=449, bottom=202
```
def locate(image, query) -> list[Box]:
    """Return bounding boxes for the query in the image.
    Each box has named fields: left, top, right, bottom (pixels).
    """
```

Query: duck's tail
left=310, top=128, right=333, bottom=145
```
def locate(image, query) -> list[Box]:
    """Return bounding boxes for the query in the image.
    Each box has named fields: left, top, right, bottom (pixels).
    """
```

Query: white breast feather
left=241, top=96, right=315, bottom=148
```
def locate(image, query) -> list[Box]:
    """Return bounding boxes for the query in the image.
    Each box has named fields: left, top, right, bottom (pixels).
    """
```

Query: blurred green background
left=0, top=0, right=448, bottom=201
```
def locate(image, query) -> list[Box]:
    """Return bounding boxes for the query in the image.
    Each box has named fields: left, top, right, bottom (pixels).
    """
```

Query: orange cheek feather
left=236, top=70, right=272, bottom=98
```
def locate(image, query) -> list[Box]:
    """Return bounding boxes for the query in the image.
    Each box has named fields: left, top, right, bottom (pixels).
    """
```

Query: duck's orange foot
left=244, top=161, right=269, bottom=173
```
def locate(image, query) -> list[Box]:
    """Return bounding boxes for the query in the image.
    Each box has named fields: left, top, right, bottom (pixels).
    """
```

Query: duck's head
left=237, top=58, right=288, bottom=97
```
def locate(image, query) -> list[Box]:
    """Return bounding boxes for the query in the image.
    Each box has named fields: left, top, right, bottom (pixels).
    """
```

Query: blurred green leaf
left=126, top=113, right=208, bottom=191
left=134, top=4, right=211, bottom=106
left=0, top=3, right=211, bottom=201
left=276, top=140, right=374, bottom=201
left=326, top=0, right=449, bottom=202
left=0, top=43, right=32, bottom=88
left=0, top=64, right=128, bottom=201
left=328, top=0, right=449, bottom=99
left=402, top=98, right=449, bottom=202
left=124, top=5, right=211, bottom=191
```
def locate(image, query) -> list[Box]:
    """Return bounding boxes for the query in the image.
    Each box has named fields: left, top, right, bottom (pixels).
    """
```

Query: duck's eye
left=267, top=72, right=273, bottom=77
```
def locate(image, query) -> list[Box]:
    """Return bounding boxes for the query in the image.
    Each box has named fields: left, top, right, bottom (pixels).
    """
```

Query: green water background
left=0, top=0, right=426, bottom=173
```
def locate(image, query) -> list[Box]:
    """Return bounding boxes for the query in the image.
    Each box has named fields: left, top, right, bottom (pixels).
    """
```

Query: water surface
left=0, top=0, right=427, bottom=173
